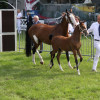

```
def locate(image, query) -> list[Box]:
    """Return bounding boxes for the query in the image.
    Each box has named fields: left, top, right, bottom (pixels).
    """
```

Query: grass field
left=0, top=33, right=99, bottom=100
left=0, top=49, right=100, bottom=100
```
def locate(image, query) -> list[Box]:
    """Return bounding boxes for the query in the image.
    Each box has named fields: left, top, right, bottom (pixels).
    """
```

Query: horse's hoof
left=33, top=61, right=36, bottom=65
left=50, top=65, right=52, bottom=69
left=69, top=66, right=73, bottom=69
left=61, top=69, right=64, bottom=71
left=40, top=62, right=44, bottom=65
left=73, top=66, right=76, bottom=69
left=77, top=69, right=80, bottom=75
left=78, top=72, right=80, bottom=75
left=33, top=62, right=36, bottom=65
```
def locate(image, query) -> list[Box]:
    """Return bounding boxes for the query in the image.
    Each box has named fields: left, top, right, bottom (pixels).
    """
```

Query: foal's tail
left=25, top=30, right=32, bottom=57
left=49, top=34, right=54, bottom=40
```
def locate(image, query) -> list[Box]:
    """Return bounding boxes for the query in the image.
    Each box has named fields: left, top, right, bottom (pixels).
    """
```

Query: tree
left=0, top=0, right=9, bottom=9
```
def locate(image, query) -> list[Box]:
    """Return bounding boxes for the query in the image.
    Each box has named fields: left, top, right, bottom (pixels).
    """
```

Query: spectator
left=88, top=14, right=100, bottom=72
left=33, top=15, right=40, bottom=24
left=17, top=9, right=22, bottom=34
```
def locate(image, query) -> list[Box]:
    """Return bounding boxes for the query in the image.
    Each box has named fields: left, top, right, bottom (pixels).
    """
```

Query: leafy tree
left=0, top=0, right=9, bottom=9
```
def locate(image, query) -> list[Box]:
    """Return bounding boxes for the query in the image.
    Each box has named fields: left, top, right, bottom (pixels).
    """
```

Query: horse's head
left=79, top=21, right=89, bottom=36
left=65, top=10, right=77, bottom=27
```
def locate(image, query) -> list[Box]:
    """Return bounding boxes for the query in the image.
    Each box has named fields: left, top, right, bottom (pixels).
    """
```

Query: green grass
left=0, top=33, right=99, bottom=100
left=0, top=50, right=100, bottom=100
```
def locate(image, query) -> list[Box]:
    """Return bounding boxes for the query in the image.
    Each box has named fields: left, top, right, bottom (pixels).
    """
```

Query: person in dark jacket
left=25, top=11, right=33, bottom=56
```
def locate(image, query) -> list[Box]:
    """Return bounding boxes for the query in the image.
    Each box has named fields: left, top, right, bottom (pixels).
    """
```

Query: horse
left=26, top=10, right=77, bottom=65
left=49, top=21, right=88, bottom=75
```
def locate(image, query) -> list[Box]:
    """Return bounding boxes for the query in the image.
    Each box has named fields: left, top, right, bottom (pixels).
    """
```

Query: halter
left=69, top=13, right=77, bottom=26
left=78, top=24, right=88, bottom=38
left=78, top=24, right=87, bottom=34
left=65, top=14, right=70, bottom=23
left=65, top=13, right=77, bottom=26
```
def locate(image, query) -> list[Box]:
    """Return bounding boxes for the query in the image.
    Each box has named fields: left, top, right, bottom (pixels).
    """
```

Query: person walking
left=17, top=9, right=22, bottom=34
left=88, top=14, right=100, bottom=72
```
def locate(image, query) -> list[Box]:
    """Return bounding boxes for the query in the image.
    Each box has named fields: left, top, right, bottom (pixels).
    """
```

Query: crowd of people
left=17, top=9, right=100, bottom=72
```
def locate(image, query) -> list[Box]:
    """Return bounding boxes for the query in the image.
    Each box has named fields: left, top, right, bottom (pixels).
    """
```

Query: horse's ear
left=66, top=9, right=69, bottom=14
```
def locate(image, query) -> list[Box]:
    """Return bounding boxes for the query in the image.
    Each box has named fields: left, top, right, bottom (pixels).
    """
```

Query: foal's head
left=78, top=21, right=88, bottom=36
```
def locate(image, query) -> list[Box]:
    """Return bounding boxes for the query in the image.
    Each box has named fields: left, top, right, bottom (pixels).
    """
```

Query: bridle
left=78, top=24, right=87, bottom=34
left=78, top=24, right=88, bottom=38
left=65, top=13, right=76, bottom=26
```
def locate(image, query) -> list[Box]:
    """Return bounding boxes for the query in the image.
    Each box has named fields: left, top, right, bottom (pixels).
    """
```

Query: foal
left=50, top=21, right=88, bottom=75
left=26, top=10, right=77, bottom=64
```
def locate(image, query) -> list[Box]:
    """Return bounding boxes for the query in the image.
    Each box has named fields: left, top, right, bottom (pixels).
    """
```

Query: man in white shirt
left=17, top=9, right=22, bottom=34
left=88, top=14, right=100, bottom=72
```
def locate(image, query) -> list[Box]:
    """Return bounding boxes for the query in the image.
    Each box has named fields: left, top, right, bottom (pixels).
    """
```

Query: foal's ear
left=80, top=20, right=85, bottom=23
left=80, top=21, right=85, bottom=26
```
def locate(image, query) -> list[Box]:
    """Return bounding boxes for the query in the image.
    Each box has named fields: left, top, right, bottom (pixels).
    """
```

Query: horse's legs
left=32, top=45, right=36, bottom=64
left=73, top=50, right=80, bottom=75
left=32, top=35, right=44, bottom=64
left=32, top=42, right=44, bottom=64
left=36, top=49, right=44, bottom=64
left=66, top=51, right=73, bottom=69
left=56, top=50, right=64, bottom=71
left=50, top=51, right=55, bottom=69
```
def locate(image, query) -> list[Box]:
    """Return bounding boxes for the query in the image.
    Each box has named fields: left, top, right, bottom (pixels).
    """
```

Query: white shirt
left=17, top=12, right=22, bottom=19
left=17, top=12, right=22, bottom=24
left=68, top=23, right=74, bottom=33
left=88, top=22, right=100, bottom=40
left=68, top=22, right=79, bottom=33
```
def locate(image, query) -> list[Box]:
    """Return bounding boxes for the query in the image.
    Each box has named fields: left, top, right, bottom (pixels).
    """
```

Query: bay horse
left=49, top=21, right=88, bottom=75
left=26, top=10, right=77, bottom=64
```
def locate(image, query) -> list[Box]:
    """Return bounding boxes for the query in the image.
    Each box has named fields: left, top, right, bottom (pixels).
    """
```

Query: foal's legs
left=66, top=51, right=73, bottom=69
left=56, top=50, right=64, bottom=71
left=73, top=50, right=80, bottom=75
left=77, top=50, right=83, bottom=66
left=73, top=50, right=83, bottom=68
left=77, top=50, right=83, bottom=62
left=50, top=51, right=55, bottom=69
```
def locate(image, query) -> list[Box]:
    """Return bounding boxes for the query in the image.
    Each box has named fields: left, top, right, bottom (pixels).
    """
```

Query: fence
left=18, top=19, right=95, bottom=60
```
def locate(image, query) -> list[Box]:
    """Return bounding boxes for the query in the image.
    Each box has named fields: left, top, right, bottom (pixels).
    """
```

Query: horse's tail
left=25, top=30, right=32, bottom=57
left=49, top=34, right=54, bottom=40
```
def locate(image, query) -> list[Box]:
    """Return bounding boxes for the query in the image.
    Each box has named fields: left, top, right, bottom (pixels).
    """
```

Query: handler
left=88, top=14, right=100, bottom=72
